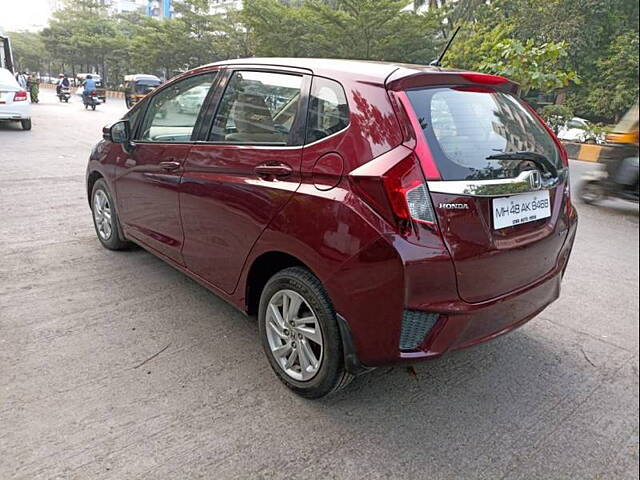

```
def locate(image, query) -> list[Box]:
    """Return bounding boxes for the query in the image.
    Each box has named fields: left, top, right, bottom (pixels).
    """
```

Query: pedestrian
left=16, top=71, right=27, bottom=89
left=29, top=74, right=39, bottom=103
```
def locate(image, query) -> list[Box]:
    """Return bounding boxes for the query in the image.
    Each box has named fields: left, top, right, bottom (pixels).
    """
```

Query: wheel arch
left=87, top=170, right=104, bottom=206
left=244, top=251, right=315, bottom=316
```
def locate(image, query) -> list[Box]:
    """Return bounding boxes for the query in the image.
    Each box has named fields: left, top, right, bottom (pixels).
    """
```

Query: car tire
left=90, top=179, right=129, bottom=250
left=579, top=180, right=606, bottom=204
left=258, top=267, right=353, bottom=398
left=20, top=119, right=32, bottom=130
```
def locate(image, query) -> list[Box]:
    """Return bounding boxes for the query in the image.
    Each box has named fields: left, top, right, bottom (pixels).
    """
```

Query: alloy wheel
left=93, top=189, right=113, bottom=240
left=265, top=289, right=323, bottom=381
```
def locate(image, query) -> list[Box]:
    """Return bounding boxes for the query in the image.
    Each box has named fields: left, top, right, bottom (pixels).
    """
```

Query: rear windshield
left=407, top=87, right=561, bottom=181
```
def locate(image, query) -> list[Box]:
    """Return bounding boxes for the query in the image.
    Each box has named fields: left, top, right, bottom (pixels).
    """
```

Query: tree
left=7, top=31, right=47, bottom=73
left=575, top=31, right=639, bottom=122
left=242, top=0, right=442, bottom=62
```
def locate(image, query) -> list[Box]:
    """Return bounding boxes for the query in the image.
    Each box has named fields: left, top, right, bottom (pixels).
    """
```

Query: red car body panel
left=114, top=143, right=191, bottom=264
left=181, top=144, right=303, bottom=294
left=87, top=58, right=578, bottom=372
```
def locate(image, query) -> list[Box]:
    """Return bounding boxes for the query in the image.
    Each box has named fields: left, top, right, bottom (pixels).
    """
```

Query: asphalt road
left=1, top=89, right=638, bottom=480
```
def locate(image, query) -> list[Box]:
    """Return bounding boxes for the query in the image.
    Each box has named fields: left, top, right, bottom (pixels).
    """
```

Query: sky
left=0, top=0, right=53, bottom=32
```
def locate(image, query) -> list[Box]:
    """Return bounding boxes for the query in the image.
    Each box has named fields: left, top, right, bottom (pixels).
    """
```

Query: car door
left=114, top=72, right=218, bottom=264
left=181, top=68, right=310, bottom=293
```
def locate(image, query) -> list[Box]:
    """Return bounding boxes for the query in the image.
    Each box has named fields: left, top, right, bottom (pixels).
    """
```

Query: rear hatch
left=402, top=81, right=570, bottom=303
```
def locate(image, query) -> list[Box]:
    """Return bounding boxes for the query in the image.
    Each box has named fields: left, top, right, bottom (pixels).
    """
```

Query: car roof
left=204, top=57, right=448, bottom=83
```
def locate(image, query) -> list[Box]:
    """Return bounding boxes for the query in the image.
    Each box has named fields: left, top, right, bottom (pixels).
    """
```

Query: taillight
left=383, top=157, right=436, bottom=228
left=350, top=149, right=437, bottom=235
left=14, top=90, right=28, bottom=102
left=92, top=91, right=97, bottom=97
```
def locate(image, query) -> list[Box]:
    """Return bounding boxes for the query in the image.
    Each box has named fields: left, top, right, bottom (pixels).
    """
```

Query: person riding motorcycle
left=56, top=73, right=70, bottom=96
left=579, top=102, right=639, bottom=204
left=82, top=74, right=97, bottom=99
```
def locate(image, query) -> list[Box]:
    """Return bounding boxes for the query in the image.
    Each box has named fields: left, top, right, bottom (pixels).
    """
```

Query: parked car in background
left=86, top=58, right=577, bottom=398
left=0, top=67, right=31, bottom=130
left=557, top=117, right=604, bottom=144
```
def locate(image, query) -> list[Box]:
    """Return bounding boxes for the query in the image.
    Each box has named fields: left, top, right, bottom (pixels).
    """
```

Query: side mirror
left=103, top=120, right=131, bottom=144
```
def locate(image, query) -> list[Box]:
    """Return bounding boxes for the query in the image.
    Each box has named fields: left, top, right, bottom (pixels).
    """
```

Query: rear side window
left=407, top=87, right=561, bottom=181
left=209, top=70, right=302, bottom=146
left=306, top=77, right=349, bottom=144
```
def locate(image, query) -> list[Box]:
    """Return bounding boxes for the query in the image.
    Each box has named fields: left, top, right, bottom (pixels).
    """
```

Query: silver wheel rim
left=93, top=190, right=113, bottom=241
left=266, top=289, right=323, bottom=382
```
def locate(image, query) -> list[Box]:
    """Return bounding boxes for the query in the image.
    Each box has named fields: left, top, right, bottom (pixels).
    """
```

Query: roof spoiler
left=386, top=69, right=521, bottom=96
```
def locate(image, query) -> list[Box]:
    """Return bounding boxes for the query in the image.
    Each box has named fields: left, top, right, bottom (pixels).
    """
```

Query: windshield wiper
left=485, top=151, right=559, bottom=178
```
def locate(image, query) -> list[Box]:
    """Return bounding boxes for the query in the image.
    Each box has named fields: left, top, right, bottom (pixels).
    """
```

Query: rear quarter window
left=305, top=77, right=349, bottom=144
left=407, top=87, right=561, bottom=181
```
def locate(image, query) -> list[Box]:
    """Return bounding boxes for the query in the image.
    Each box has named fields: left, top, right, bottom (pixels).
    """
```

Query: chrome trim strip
left=427, top=169, right=567, bottom=197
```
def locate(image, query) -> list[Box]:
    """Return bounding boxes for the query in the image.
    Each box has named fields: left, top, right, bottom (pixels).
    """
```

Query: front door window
left=137, top=73, right=217, bottom=143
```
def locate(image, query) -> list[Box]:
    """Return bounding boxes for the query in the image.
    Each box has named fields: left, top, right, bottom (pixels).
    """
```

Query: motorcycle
left=579, top=157, right=639, bottom=205
left=58, top=86, right=71, bottom=103
left=82, top=90, right=101, bottom=111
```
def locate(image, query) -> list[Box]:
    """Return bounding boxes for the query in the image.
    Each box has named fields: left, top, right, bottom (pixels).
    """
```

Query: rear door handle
left=255, top=163, right=293, bottom=178
left=160, top=160, right=181, bottom=171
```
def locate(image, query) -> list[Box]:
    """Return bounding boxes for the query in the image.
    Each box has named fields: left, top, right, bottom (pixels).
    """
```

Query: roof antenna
left=429, top=25, right=461, bottom=67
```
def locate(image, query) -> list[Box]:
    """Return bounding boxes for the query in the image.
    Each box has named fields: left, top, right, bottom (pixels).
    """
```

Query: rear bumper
left=0, top=105, right=30, bottom=120
left=329, top=206, right=577, bottom=369
left=402, top=267, right=562, bottom=362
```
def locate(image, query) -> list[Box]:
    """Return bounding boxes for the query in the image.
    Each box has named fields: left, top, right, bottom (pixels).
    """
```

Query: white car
left=557, top=117, right=602, bottom=144
left=0, top=68, right=31, bottom=130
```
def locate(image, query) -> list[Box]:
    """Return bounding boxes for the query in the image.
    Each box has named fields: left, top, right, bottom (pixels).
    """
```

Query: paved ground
left=1, top=90, right=638, bottom=480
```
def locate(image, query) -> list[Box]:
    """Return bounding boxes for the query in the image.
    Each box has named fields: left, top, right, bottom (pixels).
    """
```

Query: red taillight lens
left=383, top=156, right=436, bottom=227
left=14, top=90, right=28, bottom=102
left=92, top=91, right=97, bottom=97
left=350, top=152, right=437, bottom=234
left=460, top=73, right=509, bottom=85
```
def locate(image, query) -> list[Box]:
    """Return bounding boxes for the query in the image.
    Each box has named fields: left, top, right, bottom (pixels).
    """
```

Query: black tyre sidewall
left=21, top=119, right=31, bottom=130
left=258, top=267, right=344, bottom=399
left=91, top=179, right=126, bottom=250
left=580, top=180, right=605, bottom=204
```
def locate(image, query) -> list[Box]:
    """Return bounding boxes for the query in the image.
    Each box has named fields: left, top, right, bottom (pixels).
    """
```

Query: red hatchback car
left=87, top=58, right=577, bottom=397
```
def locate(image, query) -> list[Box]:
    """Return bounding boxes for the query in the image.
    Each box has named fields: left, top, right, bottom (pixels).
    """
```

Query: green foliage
left=540, top=104, right=574, bottom=134
left=572, top=31, right=639, bottom=121
left=445, top=19, right=579, bottom=95
left=6, top=31, right=47, bottom=73
left=480, top=39, right=580, bottom=95
left=7, top=0, right=638, bottom=123
left=242, top=0, right=442, bottom=62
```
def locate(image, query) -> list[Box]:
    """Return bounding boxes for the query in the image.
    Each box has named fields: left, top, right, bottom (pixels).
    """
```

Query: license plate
left=493, top=190, right=551, bottom=230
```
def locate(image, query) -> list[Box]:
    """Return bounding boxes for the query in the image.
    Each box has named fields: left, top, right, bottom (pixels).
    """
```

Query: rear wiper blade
left=485, top=151, right=559, bottom=178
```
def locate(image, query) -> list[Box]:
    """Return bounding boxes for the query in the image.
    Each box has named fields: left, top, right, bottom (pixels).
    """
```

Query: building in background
left=209, top=0, right=243, bottom=15
left=108, top=0, right=147, bottom=14
left=145, top=0, right=173, bottom=18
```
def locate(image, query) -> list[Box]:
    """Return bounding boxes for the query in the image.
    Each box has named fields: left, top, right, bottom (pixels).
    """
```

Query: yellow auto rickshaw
left=579, top=102, right=639, bottom=204
left=124, top=74, right=161, bottom=108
